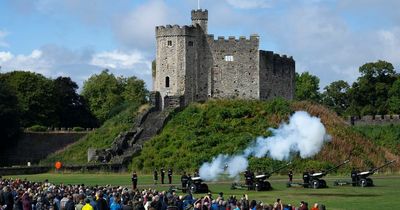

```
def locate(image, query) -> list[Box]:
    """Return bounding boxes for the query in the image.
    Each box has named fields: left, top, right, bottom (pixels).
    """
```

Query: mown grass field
left=5, top=173, right=400, bottom=210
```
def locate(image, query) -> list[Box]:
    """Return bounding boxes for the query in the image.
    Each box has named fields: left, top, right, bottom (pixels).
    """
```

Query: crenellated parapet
left=191, top=9, right=208, bottom=20
left=349, top=115, right=400, bottom=125
left=156, top=24, right=199, bottom=37
left=207, top=34, right=259, bottom=44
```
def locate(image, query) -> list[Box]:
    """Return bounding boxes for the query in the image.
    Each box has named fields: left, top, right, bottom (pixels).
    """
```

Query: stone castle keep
left=153, top=9, right=295, bottom=109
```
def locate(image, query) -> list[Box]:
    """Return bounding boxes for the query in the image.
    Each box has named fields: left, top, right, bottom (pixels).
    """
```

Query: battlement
left=191, top=9, right=208, bottom=20
left=260, top=50, right=294, bottom=62
left=349, top=115, right=400, bottom=126
left=156, top=24, right=198, bottom=37
left=207, top=34, right=259, bottom=43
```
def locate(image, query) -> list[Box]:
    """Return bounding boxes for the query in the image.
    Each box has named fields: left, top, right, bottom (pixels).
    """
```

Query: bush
left=72, top=127, right=85, bottom=132
left=27, top=125, right=47, bottom=132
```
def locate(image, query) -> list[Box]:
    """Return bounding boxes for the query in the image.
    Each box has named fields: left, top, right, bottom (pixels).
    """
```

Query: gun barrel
left=372, top=160, right=396, bottom=173
left=269, top=162, right=291, bottom=175
left=325, top=159, right=350, bottom=174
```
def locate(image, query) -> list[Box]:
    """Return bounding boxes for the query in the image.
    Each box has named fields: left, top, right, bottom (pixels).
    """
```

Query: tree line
left=0, top=70, right=147, bottom=146
left=295, top=60, right=400, bottom=116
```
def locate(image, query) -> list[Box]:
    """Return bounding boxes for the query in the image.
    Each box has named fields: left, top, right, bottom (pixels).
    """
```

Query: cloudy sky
left=0, top=0, right=399, bottom=90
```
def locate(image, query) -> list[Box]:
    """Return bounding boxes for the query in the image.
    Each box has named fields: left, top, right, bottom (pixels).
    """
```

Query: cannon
left=188, top=177, right=209, bottom=193
left=304, top=160, right=350, bottom=189
left=254, top=162, right=291, bottom=191
left=353, top=160, right=396, bottom=187
left=231, top=162, right=291, bottom=191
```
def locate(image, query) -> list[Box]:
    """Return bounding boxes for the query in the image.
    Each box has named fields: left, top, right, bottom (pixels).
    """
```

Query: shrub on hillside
left=72, top=127, right=85, bottom=132
left=27, top=125, right=47, bottom=132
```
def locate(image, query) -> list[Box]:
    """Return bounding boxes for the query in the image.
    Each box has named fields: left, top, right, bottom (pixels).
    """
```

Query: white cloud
left=91, top=50, right=149, bottom=71
left=0, top=46, right=153, bottom=90
left=113, top=0, right=181, bottom=51
left=0, top=30, right=9, bottom=47
left=225, top=0, right=271, bottom=9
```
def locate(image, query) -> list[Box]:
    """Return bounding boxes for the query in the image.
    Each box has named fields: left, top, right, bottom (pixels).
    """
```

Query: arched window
left=165, top=76, right=170, bottom=88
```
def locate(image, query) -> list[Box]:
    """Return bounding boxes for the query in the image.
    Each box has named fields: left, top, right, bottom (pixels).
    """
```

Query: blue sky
left=0, top=0, right=399, bottom=90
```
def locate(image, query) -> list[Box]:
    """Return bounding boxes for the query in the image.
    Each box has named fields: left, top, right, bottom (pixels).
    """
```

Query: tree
left=82, top=70, right=124, bottom=123
left=82, top=70, right=148, bottom=123
left=388, top=78, right=400, bottom=114
left=53, top=77, right=98, bottom=128
left=295, top=72, right=321, bottom=102
left=0, top=81, right=20, bottom=147
left=321, top=80, right=350, bottom=115
left=348, top=60, right=397, bottom=115
left=0, top=71, right=57, bottom=127
left=121, top=76, right=148, bottom=105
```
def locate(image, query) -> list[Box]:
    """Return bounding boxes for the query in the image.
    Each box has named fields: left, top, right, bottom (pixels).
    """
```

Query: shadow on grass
left=306, top=193, right=380, bottom=197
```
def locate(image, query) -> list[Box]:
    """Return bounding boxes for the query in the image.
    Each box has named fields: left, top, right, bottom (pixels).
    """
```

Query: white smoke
left=199, top=111, right=331, bottom=181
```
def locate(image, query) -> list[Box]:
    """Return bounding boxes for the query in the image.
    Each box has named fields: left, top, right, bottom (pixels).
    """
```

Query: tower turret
left=191, top=9, right=208, bottom=33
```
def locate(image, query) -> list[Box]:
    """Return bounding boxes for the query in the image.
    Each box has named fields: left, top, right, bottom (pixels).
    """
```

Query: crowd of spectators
left=0, top=177, right=325, bottom=210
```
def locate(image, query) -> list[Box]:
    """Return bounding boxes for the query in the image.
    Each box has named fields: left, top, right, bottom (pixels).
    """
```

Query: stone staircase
left=88, top=106, right=176, bottom=166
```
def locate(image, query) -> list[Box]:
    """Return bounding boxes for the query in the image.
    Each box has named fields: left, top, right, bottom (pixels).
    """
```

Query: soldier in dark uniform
left=153, top=168, right=158, bottom=185
left=181, top=172, right=189, bottom=193
left=288, top=170, right=293, bottom=183
left=161, top=167, right=166, bottom=184
left=131, top=171, right=138, bottom=190
left=168, top=168, right=173, bottom=184
left=194, top=169, right=199, bottom=177
left=302, top=171, right=310, bottom=188
left=351, top=168, right=358, bottom=186
left=245, top=170, right=254, bottom=190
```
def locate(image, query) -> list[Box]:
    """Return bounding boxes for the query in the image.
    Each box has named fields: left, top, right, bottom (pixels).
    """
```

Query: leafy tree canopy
left=295, top=72, right=321, bottom=102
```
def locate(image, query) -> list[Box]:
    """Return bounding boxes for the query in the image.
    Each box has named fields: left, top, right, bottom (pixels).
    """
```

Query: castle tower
left=191, top=9, right=208, bottom=33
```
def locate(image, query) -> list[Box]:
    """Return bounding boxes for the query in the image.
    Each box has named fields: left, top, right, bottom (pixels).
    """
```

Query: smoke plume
left=199, top=111, right=331, bottom=181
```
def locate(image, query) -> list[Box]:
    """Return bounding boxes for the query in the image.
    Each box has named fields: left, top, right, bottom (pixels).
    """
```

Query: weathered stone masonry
left=154, top=9, right=295, bottom=109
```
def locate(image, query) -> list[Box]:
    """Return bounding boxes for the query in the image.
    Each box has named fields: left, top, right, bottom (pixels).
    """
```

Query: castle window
left=188, top=41, right=194, bottom=46
left=165, top=76, right=170, bottom=88
left=167, top=40, right=172, bottom=46
left=225, top=55, right=234, bottom=62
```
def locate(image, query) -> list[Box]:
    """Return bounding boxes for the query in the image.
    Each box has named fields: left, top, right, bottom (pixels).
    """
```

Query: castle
left=153, top=9, right=295, bottom=109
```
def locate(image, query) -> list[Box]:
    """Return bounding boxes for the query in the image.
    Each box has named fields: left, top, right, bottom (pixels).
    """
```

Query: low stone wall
left=349, top=115, right=400, bottom=126
left=0, top=164, right=126, bottom=176
left=0, top=132, right=86, bottom=167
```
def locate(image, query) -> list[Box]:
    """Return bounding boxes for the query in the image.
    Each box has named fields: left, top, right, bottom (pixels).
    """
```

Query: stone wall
left=259, top=50, right=295, bottom=100
left=349, top=115, right=400, bottom=126
left=206, top=35, right=260, bottom=99
left=0, top=132, right=86, bottom=166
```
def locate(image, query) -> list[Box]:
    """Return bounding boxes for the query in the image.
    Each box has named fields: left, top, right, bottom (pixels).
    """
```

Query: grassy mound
left=353, top=124, right=400, bottom=155
left=131, top=99, right=399, bottom=173
left=41, top=103, right=148, bottom=165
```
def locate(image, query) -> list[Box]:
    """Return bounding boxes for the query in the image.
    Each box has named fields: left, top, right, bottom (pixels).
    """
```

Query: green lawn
left=4, top=173, right=400, bottom=210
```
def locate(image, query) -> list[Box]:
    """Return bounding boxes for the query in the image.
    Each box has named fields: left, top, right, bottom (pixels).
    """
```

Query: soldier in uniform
left=351, top=168, right=358, bottom=186
left=153, top=168, right=158, bottom=185
left=181, top=172, right=189, bottom=193
left=288, top=170, right=293, bottom=183
left=168, top=168, right=173, bottom=184
left=161, top=167, right=166, bottom=184
left=302, top=170, right=310, bottom=188
left=131, top=171, right=138, bottom=190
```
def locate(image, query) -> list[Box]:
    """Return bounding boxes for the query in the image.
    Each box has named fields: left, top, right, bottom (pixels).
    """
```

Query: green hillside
left=353, top=124, right=400, bottom=155
left=41, top=103, right=148, bottom=165
left=131, top=99, right=399, bottom=173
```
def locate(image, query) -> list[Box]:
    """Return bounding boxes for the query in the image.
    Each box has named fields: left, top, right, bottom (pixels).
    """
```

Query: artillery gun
left=354, top=160, right=396, bottom=187
left=188, top=177, right=209, bottom=193
left=232, top=162, right=291, bottom=191
left=305, top=160, right=350, bottom=189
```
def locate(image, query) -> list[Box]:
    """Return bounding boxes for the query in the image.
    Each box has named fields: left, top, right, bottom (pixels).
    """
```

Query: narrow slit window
left=167, top=40, right=172, bottom=46
left=165, top=76, right=170, bottom=88
left=188, top=41, right=194, bottom=46
left=225, top=55, right=234, bottom=62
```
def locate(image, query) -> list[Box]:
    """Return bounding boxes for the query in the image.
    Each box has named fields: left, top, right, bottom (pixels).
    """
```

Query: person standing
left=168, top=169, right=173, bottom=184
left=131, top=172, right=138, bottom=190
left=288, top=170, right=293, bottom=183
left=180, top=172, right=189, bottom=193
left=153, top=169, right=158, bottom=185
left=160, top=168, right=166, bottom=184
